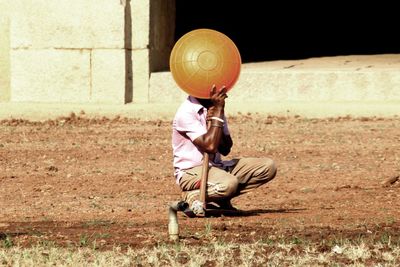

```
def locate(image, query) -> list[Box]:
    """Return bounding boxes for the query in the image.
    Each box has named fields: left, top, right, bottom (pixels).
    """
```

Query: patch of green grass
left=37, top=239, right=55, bottom=248
left=204, top=221, right=212, bottom=236
left=380, top=232, right=391, bottom=246
left=0, top=230, right=399, bottom=266
left=82, top=220, right=114, bottom=228
left=93, top=233, right=111, bottom=239
left=78, top=234, right=91, bottom=247
left=2, top=235, right=14, bottom=248
left=386, top=216, right=397, bottom=225
left=258, top=237, right=275, bottom=245
left=291, top=236, right=303, bottom=245
left=30, top=230, right=44, bottom=237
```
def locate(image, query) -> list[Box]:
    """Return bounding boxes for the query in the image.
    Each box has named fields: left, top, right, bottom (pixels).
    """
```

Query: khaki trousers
left=179, top=157, right=277, bottom=202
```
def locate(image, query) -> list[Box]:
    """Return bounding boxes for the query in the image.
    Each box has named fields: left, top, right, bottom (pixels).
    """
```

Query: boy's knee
left=208, top=177, right=238, bottom=199
left=253, top=158, right=277, bottom=181
left=224, top=178, right=239, bottom=196
left=254, top=158, right=277, bottom=182
left=266, top=158, right=277, bottom=180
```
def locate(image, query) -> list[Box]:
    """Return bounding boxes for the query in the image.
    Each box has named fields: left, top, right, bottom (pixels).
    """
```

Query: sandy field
left=0, top=112, right=399, bottom=251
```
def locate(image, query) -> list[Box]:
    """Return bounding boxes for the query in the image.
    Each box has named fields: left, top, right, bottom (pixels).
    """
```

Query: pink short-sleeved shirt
left=172, top=96, right=230, bottom=184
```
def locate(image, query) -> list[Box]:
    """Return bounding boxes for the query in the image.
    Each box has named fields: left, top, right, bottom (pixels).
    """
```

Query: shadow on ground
left=204, top=208, right=306, bottom=217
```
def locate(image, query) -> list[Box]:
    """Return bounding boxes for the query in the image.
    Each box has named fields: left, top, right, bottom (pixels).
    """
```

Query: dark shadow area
left=0, top=232, right=28, bottom=239
left=204, top=208, right=306, bottom=218
left=124, top=0, right=133, bottom=103
left=175, top=1, right=400, bottom=63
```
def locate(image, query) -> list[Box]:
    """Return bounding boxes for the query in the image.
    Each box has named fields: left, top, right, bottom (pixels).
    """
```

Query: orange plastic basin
left=170, top=29, right=241, bottom=99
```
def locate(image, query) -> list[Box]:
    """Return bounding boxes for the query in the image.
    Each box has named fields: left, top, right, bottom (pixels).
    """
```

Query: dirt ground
left=1, top=113, right=399, bottom=250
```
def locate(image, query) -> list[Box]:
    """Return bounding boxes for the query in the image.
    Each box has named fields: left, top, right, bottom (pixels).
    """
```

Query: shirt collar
left=188, top=96, right=206, bottom=114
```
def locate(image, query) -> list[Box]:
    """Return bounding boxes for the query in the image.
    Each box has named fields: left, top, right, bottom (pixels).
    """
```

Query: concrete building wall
left=0, top=2, right=11, bottom=102
left=150, top=55, right=400, bottom=104
left=1, top=0, right=151, bottom=104
left=1, top=0, right=399, bottom=119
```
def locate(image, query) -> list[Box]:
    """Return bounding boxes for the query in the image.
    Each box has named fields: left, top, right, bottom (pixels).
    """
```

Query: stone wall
left=0, top=0, right=151, bottom=104
left=1, top=0, right=399, bottom=115
left=0, top=1, right=11, bottom=102
left=150, top=55, right=400, bottom=107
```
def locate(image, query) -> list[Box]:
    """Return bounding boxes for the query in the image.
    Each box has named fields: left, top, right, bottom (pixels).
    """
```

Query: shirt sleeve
left=175, top=110, right=207, bottom=142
